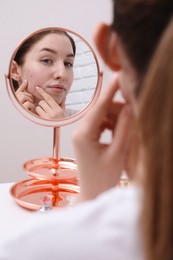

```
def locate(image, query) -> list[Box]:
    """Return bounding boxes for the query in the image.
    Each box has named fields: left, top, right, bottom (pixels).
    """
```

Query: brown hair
left=137, top=18, right=173, bottom=260
left=111, top=2, right=173, bottom=257
left=112, top=0, right=173, bottom=95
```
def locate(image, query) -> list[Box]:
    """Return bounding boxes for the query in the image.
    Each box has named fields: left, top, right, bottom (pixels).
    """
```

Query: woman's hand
left=15, top=80, right=35, bottom=112
left=72, top=77, right=134, bottom=201
left=35, top=86, right=66, bottom=119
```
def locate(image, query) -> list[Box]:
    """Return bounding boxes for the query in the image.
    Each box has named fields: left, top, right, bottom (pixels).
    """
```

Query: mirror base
left=10, top=157, right=80, bottom=211
left=10, top=178, right=80, bottom=211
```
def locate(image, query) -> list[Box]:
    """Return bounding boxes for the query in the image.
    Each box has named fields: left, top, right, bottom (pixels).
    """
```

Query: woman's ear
left=11, top=60, right=21, bottom=81
left=94, top=23, right=121, bottom=71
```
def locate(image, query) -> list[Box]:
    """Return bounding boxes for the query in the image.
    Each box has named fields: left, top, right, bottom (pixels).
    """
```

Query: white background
left=0, top=0, right=112, bottom=182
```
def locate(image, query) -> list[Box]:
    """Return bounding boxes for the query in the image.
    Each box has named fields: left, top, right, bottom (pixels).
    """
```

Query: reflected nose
left=53, top=62, right=66, bottom=80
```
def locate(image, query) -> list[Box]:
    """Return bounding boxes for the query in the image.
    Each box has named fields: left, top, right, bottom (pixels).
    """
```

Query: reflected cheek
left=23, top=71, right=42, bottom=97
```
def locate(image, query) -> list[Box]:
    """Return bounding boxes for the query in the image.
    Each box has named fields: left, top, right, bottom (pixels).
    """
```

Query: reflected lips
left=48, top=85, right=65, bottom=93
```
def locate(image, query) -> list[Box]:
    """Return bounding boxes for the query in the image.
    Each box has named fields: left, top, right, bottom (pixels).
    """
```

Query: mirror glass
left=7, top=27, right=101, bottom=127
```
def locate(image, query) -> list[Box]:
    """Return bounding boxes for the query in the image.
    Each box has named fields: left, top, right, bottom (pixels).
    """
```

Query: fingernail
left=36, top=86, right=40, bottom=91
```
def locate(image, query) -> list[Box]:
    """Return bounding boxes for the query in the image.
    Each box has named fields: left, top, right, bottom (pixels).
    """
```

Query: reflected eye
left=64, top=61, right=73, bottom=68
left=41, top=58, right=53, bottom=64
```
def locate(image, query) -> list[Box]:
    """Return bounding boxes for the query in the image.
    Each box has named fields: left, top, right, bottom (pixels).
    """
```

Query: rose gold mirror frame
left=5, top=27, right=103, bottom=158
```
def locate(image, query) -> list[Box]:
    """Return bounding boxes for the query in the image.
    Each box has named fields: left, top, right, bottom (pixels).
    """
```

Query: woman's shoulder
left=78, top=185, right=141, bottom=217
left=84, top=185, right=142, bottom=232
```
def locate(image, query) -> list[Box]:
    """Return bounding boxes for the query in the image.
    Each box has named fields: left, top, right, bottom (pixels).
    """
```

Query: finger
left=23, top=101, right=35, bottom=112
left=36, top=86, right=57, bottom=107
left=110, top=105, right=134, bottom=157
left=73, top=77, right=122, bottom=144
left=35, top=106, right=46, bottom=117
left=37, top=100, right=64, bottom=119
left=38, top=100, right=52, bottom=112
left=20, top=92, right=34, bottom=99
left=76, top=77, right=121, bottom=139
left=85, top=77, right=120, bottom=126
left=106, top=101, right=124, bottom=123
left=17, top=93, right=34, bottom=104
left=16, top=79, right=28, bottom=93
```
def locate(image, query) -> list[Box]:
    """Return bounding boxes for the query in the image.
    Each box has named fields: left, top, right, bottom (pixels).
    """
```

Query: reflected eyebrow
left=40, top=48, right=75, bottom=58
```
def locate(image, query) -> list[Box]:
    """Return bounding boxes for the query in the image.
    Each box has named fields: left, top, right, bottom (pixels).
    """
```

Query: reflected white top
left=66, top=108, right=78, bottom=116
left=1, top=185, right=144, bottom=260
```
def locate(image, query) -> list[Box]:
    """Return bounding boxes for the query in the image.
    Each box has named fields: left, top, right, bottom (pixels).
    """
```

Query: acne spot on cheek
left=26, top=74, right=39, bottom=93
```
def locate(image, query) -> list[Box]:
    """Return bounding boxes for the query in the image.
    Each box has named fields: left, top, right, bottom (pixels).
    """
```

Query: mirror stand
left=10, top=126, right=80, bottom=211
left=24, top=127, right=78, bottom=182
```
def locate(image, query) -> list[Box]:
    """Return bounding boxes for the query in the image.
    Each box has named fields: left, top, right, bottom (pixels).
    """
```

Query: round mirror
left=6, top=27, right=102, bottom=127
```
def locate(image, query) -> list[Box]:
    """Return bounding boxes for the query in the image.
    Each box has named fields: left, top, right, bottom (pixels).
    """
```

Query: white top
left=0, top=185, right=144, bottom=260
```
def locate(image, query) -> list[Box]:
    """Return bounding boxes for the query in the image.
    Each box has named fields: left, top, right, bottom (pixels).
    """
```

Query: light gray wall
left=0, top=0, right=112, bottom=183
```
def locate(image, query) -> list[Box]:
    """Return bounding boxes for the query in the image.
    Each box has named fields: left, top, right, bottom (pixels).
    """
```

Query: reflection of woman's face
left=18, top=33, right=74, bottom=105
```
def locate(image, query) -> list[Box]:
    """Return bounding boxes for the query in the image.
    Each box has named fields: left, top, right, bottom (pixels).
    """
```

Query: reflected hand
left=72, top=77, right=134, bottom=201
left=35, top=86, right=66, bottom=119
left=15, top=80, right=35, bottom=112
